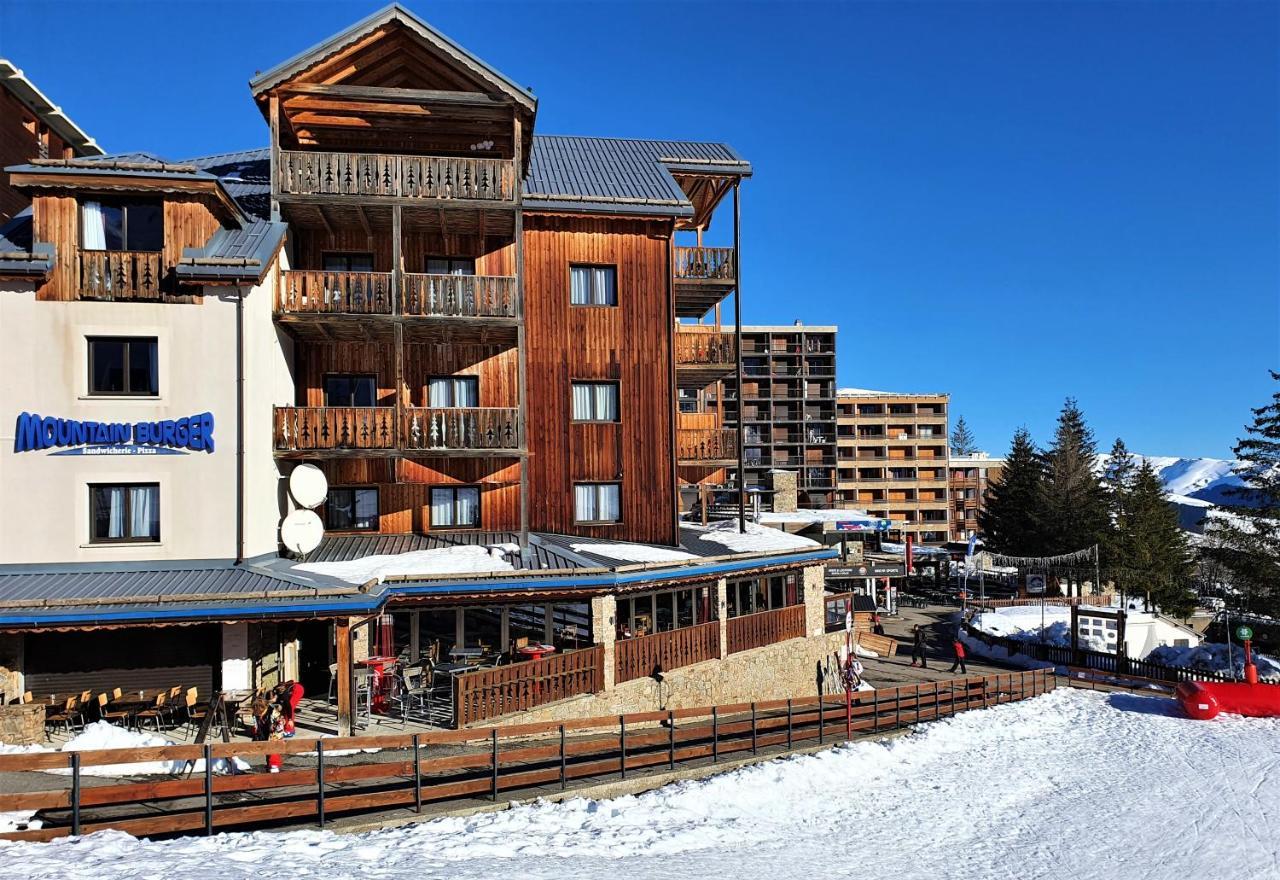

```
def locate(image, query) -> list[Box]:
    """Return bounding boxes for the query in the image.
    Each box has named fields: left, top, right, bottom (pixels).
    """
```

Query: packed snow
left=570, top=543, right=698, bottom=563
left=4, top=688, right=1279, bottom=879
left=685, top=521, right=822, bottom=553
left=1147, top=643, right=1280, bottom=680
left=295, top=545, right=516, bottom=584
left=970, top=605, right=1112, bottom=651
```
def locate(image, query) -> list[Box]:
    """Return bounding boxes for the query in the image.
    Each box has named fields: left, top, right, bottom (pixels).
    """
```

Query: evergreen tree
left=950, top=416, right=977, bottom=456
left=1100, top=437, right=1136, bottom=567
left=1202, top=372, right=1280, bottom=617
left=978, top=427, right=1044, bottom=556
left=1114, top=460, right=1196, bottom=616
left=1040, top=399, right=1110, bottom=558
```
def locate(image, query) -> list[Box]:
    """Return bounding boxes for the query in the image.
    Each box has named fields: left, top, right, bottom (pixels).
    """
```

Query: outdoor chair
left=179, top=688, right=210, bottom=734
left=134, top=692, right=168, bottom=732
left=327, top=663, right=339, bottom=705
left=44, top=696, right=81, bottom=739
left=388, top=669, right=430, bottom=727
left=97, top=692, right=133, bottom=728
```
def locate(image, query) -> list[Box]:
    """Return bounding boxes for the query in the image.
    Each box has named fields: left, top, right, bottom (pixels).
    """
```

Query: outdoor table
left=357, top=656, right=398, bottom=713
left=517, top=644, right=557, bottom=661
left=448, top=647, right=486, bottom=662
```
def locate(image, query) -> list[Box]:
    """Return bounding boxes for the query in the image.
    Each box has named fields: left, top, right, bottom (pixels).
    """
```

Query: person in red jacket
left=949, top=634, right=968, bottom=674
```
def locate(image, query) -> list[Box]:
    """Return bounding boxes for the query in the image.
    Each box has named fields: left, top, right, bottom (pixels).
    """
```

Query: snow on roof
left=836, top=388, right=948, bottom=398
left=683, top=521, right=822, bottom=553
left=569, top=543, right=698, bottom=563
left=756, top=509, right=878, bottom=526
left=294, top=545, right=517, bottom=585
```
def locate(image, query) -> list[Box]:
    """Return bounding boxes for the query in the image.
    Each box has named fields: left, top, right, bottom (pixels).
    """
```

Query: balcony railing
left=274, top=407, right=398, bottom=452
left=674, top=330, right=736, bottom=367
left=280, top=270, right=394, bottom=315
left=400, top=274, right=518, bottom=318
left=401, top=407, right=521, bottom=452
left=673, top=246, right=735, bottom=282
left=277, top=150, right=516, bottom=202
left=726, top=605, right=806, bottom=654
left=677, top=428, right=738, bottom=463
left=79, top=251, right=163, bottom=301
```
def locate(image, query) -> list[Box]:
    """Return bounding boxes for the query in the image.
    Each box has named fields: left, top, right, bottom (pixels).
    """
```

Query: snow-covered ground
left=971, top=605, right=1112, bottom=651
left=3, top=688, right=1278, bottom=879
left=1148, top=643, right=1280, bottom=679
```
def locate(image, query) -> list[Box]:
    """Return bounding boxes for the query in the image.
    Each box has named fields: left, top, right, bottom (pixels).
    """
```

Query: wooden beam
left=356, top=205, right=372, bottom=239
left=282, top=96, right=433, bottom=115
left=280, top=82, right=510, bottom=107
left=316, top=204, right=335, bottom=237
left=269, top=94, right=280, bottom=221
left=335, top=618, right=353, bottom=737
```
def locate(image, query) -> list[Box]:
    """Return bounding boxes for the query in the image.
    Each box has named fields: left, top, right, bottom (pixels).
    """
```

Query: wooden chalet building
left=0, top=6, right=839, bottom=736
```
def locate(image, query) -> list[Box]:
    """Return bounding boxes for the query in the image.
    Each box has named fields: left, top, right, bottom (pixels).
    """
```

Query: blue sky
left=2, top=0, right=1275, bottom=459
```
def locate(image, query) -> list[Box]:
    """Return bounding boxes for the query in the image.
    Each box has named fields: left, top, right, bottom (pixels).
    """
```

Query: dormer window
left=80, top=199, right=162, bottom=252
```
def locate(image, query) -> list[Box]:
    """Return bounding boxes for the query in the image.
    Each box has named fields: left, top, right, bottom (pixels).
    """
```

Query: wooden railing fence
left=400, top=407, right=521, bottom=452
left=279, top=270, right=394, bottom=314
left=79, top=251, right=163, bottom=301
left=726, top=605, right=806, bottom=654
left=676, top=428, right=737, bottom=462
left=400, top=274, right=518, bottom=318
left=673, top=246, right=735, bottom=281
left=674, top=330, right=736, bottom=366
left=277, top=151, right=516, bottom=202
left=615, top=621, right=721, bottom=684
left=0, top=669, right=1053, bottom=843
left=273, top=407, right=398, bottom=452
left=453, top=646, right=604, bottom=726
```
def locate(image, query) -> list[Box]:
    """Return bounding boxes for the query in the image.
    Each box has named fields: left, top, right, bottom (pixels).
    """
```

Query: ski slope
left=2, top=688, right=1278, bottom=880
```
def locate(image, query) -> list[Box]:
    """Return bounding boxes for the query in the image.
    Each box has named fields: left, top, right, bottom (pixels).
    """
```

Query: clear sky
left=2, top=0, right=1275, bottom=459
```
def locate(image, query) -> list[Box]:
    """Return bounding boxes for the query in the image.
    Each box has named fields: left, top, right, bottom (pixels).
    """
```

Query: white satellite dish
left=289, top=463, right=328, bottom=510
left=280, top=509, right=324, bottom=557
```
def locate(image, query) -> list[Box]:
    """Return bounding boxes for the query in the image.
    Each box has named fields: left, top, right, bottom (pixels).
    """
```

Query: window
left=322, top=252, right=375, bottom=272
left=570, top=265, right=617, bottom=306
left=324, top=374, right=377, bottom=407
left=80, top=199, right=162, bottom=251
left=431, top=486, right=480, bottom=528
left=574, top=482, right=621, bottom=523
left=571, top=382, right=619, bottom=421
left=326, top=487, right=378, bottom=531
left=425, top=256, right=475, bottom=276
left=90, top=483, right=159, bottom=543
left=88, top=337, right=157, bottom=396
left=678, top=388, right=700, bottom=414
left=727, top=573, right=800, bottom=618
left=427, top=377, right=479, bottom=408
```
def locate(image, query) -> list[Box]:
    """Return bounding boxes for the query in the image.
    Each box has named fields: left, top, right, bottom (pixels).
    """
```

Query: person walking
left=910, top=625, right=928, bottom=668
left=274, top=680, right=305, bottom=738
left=949, top=634, right=968, bottom=674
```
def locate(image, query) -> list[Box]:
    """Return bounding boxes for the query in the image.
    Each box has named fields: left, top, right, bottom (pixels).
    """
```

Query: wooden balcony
left=677, top=428, right=738, bottom=467
left=400, top=407, right=522, bottom=455
left=400, top=273, right=518, bottom=319
left=726, top=605, right=806, bottom=654
left=274, top=407, right=398, bottom=456
left=615, top=621, right=720, bottom=684
left=277, top=150, right=516, bottom=203
left=673, top=246, right=736, bottom=319
left=279, top=269, right=395, bottom=315
left=674, top=328, right=736, bottom=385
left=79, top=251, right=164, bottom=301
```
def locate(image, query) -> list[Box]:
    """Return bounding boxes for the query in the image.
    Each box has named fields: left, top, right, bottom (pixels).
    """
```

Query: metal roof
left=175, top=218, right=287, bottom=284
left=306, top=532, right=589, bottom=571
left=0, top=209, right=53, bottom=276
left=184, top=148, right=271, bottom=219
left=0, top=59, right=102, bottom=157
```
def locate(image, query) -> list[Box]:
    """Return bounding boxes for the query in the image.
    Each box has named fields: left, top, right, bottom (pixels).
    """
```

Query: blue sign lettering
left=13, top=412, right=215, bottom=455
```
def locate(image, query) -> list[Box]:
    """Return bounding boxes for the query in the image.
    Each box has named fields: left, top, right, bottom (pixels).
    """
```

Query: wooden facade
left=0, top=73, right=98, bottom=223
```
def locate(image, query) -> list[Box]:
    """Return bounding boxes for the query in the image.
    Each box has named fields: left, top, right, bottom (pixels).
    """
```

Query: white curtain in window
left=428, top=379, right=450, bottom=408
left=570, top=267, right=589, bottom=305
left=454, top=379, right=478, bottom=407
left=456, top=487, right=479, bottom=526
left=574, top=484, right=595, bottom=521
left=431, top=487, right=455, bottom=526
left=129, top=485, right=155, bottom=538
left=354, top=490, right=378, bottom=526
left=592, top=267, right=615, bottom=305
left=594, top=384, right=617, bottom=421
left=81, top=201, right=107, bottom=250
left=572, top=383, right=593, bottom=420
left=598, top=484, right=620, bottom=521
left=105, top=487, right=126, bottom=538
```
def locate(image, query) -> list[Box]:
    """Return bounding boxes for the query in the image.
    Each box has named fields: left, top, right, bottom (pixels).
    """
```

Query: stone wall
left=491, top=630, right=848, bottom=727
left=0, top=704, right=45, bottom=746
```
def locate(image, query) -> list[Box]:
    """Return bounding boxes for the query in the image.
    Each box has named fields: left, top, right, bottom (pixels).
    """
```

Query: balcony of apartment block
left=276, top=149, right=517, bottom=206
left=676, top=425, right=739, bottom=467
left=675, top=326, right=737, bottom=385
left=273, top=405, right=523, bottom=458
left=673, top=246, right=736, bottom=318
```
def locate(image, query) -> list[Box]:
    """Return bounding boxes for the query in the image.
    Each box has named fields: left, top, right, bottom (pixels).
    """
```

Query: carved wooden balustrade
left=674, top=330, right=736, bottom=367
left=279, top=270, right=394, bottom=315
left=400, top=407, right=521, bottom=453
left=273, top=407, right=398, bottom=453
left=400, top=274, right=518, bottom=318
left=676, top=428, right=738, bottom=463
left=673, top=246, right=735, bottom=282
left=79, top=251, right=163, bottom=301
left=277, top=150, right=516, bottom=202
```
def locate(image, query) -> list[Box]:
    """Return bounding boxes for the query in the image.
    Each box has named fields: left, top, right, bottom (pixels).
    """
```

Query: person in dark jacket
left=910, top=625, right=928, bottom=668
left=949, top=636, right=967, bottom=674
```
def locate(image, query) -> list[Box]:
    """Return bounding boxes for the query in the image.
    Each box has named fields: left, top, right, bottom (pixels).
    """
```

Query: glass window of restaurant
left=616, top=586, right=712, bottom=639
left=726, top=572, right=802, bottom=618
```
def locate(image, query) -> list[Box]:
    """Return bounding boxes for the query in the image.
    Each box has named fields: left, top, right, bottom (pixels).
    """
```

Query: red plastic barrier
left=1176, top=680, right=1280, bottom=720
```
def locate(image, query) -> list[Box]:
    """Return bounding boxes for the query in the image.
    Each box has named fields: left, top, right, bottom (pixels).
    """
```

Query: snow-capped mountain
left=1096, top=455, right=1246, bottom=533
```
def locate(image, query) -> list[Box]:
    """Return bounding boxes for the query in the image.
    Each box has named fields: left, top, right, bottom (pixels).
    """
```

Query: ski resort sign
left=1026, top=572, right=1048, bottom=595
left=13, top=412, right=216, bottom=456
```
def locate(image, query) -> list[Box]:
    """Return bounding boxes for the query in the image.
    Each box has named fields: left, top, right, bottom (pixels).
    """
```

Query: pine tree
left=1202, top=372, right=1280, bottom=616
left=1040, top=399, right=1110, bottom=559
left=1115, top=460, right=1196, bottom=616
left=978, top=427, right=1044, bottom=556
left=950, top=416, right=977, bottom=456
left=1100, top=437, right=1136, bottom=568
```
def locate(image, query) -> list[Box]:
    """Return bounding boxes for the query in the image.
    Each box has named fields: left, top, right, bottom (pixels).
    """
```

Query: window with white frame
left=571, top=382, right=619, bottom=422
left=427, top=376, right=479, bottom=408
left=574, top=482, right=621, bottom=523
left=431, top=486, right=480, bottom=528
left=569, top=265, right=617, bottom=306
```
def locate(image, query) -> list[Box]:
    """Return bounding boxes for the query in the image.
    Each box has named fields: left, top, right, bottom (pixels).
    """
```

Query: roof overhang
left=0, top=59, right=103, bottom=157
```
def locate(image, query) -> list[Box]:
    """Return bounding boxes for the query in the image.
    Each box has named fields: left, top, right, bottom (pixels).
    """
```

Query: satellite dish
left=289, top=463, right=328, bottom=509
left=281, top=509, right=324, bottom=556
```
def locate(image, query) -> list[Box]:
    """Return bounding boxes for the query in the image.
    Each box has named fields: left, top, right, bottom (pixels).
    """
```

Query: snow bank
left=570, top=543, right=698, bottom=563
left=971, top=605, right=1111, bottom=652
left=0, top=722, right=250, bottom=780
left=295, top=545, right=515, bottom=584
left=4, top=689, right=1280, bottom=879
left=1146, top=643, right=1280, bottom=679
left=685, top=521, right=821, bottom=553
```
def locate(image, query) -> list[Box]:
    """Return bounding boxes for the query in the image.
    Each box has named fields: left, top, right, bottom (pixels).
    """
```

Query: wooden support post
left=316, top=740, right=326, bottom=828
left=268, top=94, right=280, bottom=222
left=490, top=729, right=499, bottom=801
left=732, top=182, right=745, bottom=532
left=335, top=618, right=353, bottom=737
left=513, top=113, right=529, bottom=556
